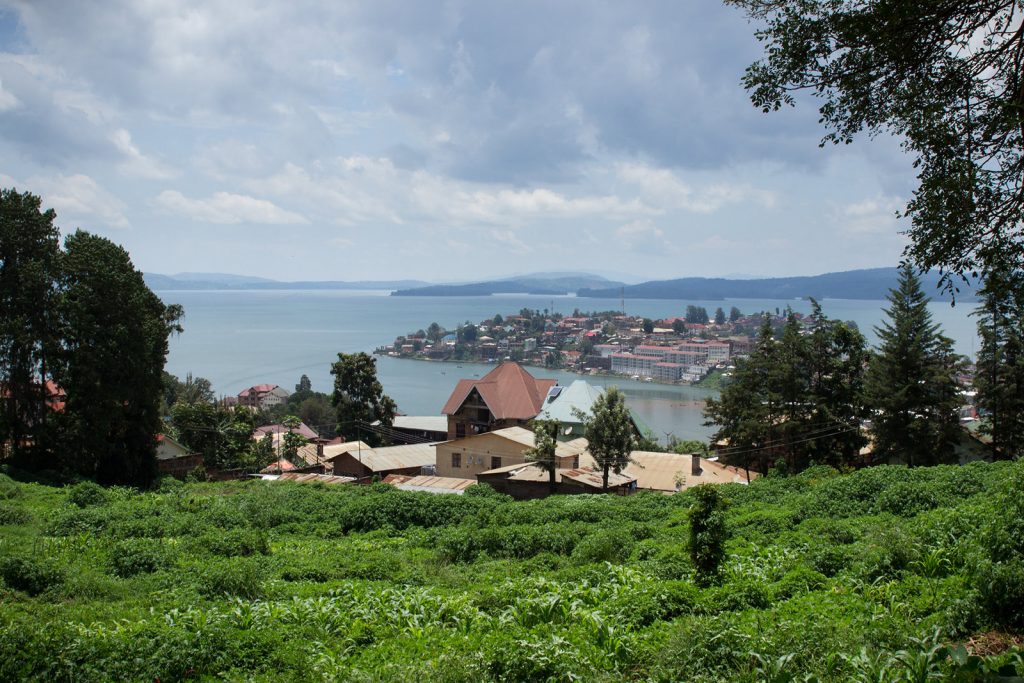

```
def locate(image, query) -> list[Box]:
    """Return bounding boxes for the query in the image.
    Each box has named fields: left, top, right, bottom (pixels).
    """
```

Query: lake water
left=159, top=290, right=980, bottom=443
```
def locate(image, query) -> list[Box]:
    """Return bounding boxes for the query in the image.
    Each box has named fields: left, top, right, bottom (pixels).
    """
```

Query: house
left=237, top=384, right=290, bottom=411
left=441, top=362, right=556, bottom=440
left=476, top=461, right=635, bottom=499
left=535, top=380, right=602, bottom=440
left=382, top=474, right=476, bottom=494
left=326, top=441, right=438, bottom=481
left=434, top=426, right=588, bottom=479
left=385, top=415, right=449, bottom=444
left=252, top=421, right=320, bottom=450
left=624, top=451, right=757, bottom=492
left=155, top=434, right=203, bottom=478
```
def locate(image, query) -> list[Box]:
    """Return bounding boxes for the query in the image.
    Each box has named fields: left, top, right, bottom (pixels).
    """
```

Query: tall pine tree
left=864, top=264, right=963, bottom=466
left=973, top=268, right=1024, bottom=460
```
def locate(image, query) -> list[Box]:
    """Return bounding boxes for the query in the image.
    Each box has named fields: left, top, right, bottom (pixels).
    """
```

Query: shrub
left=689, top=485, right=728, bottom=586
left=0, top=556, right=64, bottom=596
left=195, top=528, right=270, bottom=557
left=772, top=566, right=828, bottom=600
left=571, top=528, right=634, bottom=564
left=68, top=481, right=108, bottom=508
left=809, top=545, right=850, bottom=577
left=0, top=503, right=32, bottom=526
left=0, top=473, right=19, bottom=499
left=196, top=558, right=264, bottom=598
left=109, top=539, right=170, bottom=578
left=876, top=480, right=939, bottom=517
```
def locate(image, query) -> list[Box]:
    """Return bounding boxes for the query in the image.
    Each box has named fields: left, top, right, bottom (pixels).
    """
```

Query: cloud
left=615, top=219, right=676, bottom=254
left=155, top=190, right=307, bottom=225
left=836, top=195, right=904, bottom=235
left=8, top=173, right=131, bottom=230
left=617, top=162, right=776, bottom=213
left=111, top=129, right=176, bottom=179
left=0, top=78, right=20, bottom=111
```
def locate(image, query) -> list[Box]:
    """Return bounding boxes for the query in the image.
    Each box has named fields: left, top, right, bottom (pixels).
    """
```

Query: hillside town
left=155, top=361, right=754, bottom=498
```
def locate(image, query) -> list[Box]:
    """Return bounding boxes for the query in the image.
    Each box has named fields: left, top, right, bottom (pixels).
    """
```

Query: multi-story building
left=441, top=362, right=556, bottom=440
left=237, top=384, right=290, bottom=411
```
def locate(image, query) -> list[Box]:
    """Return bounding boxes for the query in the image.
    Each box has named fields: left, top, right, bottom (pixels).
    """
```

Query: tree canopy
left=578, top=386, right=636, bottom=491
left=864, top=264, right=964, bottom=466
left=729, top=0, right=1024, bottom=286
left=330, top=352, right=396, bottom=447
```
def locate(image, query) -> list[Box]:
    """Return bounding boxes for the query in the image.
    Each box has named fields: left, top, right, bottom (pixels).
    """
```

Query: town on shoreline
left=374, top=305, right=813, bottom=388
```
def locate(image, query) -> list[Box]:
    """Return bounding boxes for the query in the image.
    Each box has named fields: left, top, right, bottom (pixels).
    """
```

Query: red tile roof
left=441, top=362, right=556, bottom=420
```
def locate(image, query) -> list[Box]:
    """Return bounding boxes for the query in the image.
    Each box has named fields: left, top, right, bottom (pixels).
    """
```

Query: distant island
left=143, top=272, right=431, bottom=291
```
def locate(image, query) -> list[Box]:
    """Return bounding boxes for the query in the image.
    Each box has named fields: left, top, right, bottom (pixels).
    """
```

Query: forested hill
left=391, top=274, right=625, bottom=296
left=578, top=268, right=978, bottom=302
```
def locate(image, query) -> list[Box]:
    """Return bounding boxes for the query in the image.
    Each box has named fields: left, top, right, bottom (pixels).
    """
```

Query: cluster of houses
left=159, top=361, right=754, bottom=498
left=377, top=309, right=760, bottom=385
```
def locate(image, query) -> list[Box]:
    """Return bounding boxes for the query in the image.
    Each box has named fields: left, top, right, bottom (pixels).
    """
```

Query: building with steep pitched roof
left=440, top=362, right=556, bottom=439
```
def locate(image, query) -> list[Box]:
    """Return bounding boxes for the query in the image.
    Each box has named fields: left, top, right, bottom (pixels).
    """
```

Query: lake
left=159, top=290, right=980, bottom=443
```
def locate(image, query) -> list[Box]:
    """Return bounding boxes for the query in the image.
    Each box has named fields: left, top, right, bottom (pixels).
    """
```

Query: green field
left=1, top=462, right=1023, bottom=681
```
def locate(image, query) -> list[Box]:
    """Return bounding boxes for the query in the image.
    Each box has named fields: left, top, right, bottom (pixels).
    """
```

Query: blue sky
left=0, top=1, right=915, bottom=282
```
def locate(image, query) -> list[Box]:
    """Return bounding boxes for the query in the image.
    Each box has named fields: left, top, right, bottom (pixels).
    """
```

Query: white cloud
left=836, top=195, right=904, bottom=235
left=617, top=162, right=776, bottom=213
left=111, top=129, right=176, bottom=179
left=489, top=229, right=531, bottom=254
left=0, top=79, right=20, bottom=111
left=615, top=219, right=676, bottom=254
left=155, top=190, right=307, bottom=225
left=21, top=173, right=131, bottom=230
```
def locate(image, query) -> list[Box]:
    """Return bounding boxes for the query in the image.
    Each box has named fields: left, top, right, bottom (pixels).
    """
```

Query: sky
left=0, top=1, right=917, bottom=283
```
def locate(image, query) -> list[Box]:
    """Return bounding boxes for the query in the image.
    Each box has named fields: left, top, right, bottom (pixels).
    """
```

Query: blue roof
left=537, top=380, right=604, bottom=424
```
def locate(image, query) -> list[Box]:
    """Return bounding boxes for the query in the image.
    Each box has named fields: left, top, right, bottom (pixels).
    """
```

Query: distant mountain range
left=144, top=267, right=979, bottom=302
left=578, top=268, right=978, bottom=302
left=143, top=272, right=431, bottom=291
left=390, top=274, right=624, bottom=296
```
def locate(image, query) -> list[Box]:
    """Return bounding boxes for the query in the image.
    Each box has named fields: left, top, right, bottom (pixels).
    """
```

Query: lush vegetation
left=1, top=461, right=1023, bottom=681
left=1, top=188, right=182, bottom=487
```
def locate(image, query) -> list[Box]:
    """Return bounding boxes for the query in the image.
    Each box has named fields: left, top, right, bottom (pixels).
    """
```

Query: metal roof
left=392, top=415, right=448, bottom=433
left=331, top=442, right=438, bottom=472
left=537, top=379, right=604, bottom=424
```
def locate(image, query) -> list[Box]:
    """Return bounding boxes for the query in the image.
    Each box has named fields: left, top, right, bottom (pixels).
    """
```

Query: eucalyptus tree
left=729, top=0, right=1024, bottom=287
left=974, top=268, right=1024, bottom=459
left=525, top=419, right=560, bottom=493
left=0, top=189, right=60, bottom=463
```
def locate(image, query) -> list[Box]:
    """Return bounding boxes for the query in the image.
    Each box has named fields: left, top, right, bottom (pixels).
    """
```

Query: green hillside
left=1, top=463, right=1022, bottom=681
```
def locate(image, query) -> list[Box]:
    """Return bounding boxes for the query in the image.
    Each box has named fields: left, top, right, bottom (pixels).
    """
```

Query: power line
left=711, top=417, right=862, bottom=455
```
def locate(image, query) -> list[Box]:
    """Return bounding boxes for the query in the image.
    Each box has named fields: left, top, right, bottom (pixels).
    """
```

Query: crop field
left=1, top=462, right=1023, bottom=681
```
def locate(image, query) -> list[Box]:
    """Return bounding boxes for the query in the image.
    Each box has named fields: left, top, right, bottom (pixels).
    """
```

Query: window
left=490, top=456, right=501, bottom=469
left=572, top=456, right=579, bottom=469
left=456, top=423, right=466, bottom=438
left=452, top=452, right=461, bottom=469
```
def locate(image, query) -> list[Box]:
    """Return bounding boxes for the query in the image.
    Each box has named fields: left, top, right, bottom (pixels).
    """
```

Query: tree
left=685, top=305, right=709, bottom=325
left=689, top=485, right=729, bottom=586
left=672, top=319, right=686, bottom=335
left=729, top=306, right=742, bottom=323
left=864, top=264, right=963, bottom=466
left=705, top=316, right=781, bottom=476
left=0, top=189, right=60, bottom=463
left=281, top=414, right=308, bottom=463
left=642, top=318, right=655, bottom=334
left=330, top=352, right=396, bottom=447
left=714, top=307, right=726, bottom=325
left=460, top=324, right=478, bottom=343
left=171, top=402, right=265, bottom=471
left=729, top=0, right=1024, bottom=286
left=426, top=322, right=443, bottom=342
left=295, top=374, right=312, bottom=395
left=671, top=439, right=711, bottom=457
left=973, top=268, right=1024, bottom=459
left=579, top=386, right=635, bottom=491
left=54, top=230, right=182, bottom=486
left=525, top=419, right=560, bottom=493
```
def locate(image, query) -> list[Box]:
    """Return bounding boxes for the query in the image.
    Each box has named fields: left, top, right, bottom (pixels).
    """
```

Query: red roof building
left=441, top=362, right=556, bottom=440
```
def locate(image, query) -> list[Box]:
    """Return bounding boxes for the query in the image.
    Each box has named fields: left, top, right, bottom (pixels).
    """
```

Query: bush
left=772, top=566, right=828, bottom=600
left=571, top=528, right=634, bottom=564
left=195, top=528, right=270, bottom=557
left=68, top=481, right=108, bottom=508
left=0, top=556, right=64, bottom=596
left=689, top=485, right=728, bottom=586
left=196, top=558, right=264, bottom=598
left=809, top=545, right=850, bottom=577
left=109, top=539, right=170, bottom=578
left=0, top=503, right=33, bottom=526
left=0, top=473, right=19, bottom=499
left=876, top=480, right=939, bottom=517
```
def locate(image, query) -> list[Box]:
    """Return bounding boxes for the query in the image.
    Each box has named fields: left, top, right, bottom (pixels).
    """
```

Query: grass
left=0, top=463, right=1022, bottom=681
